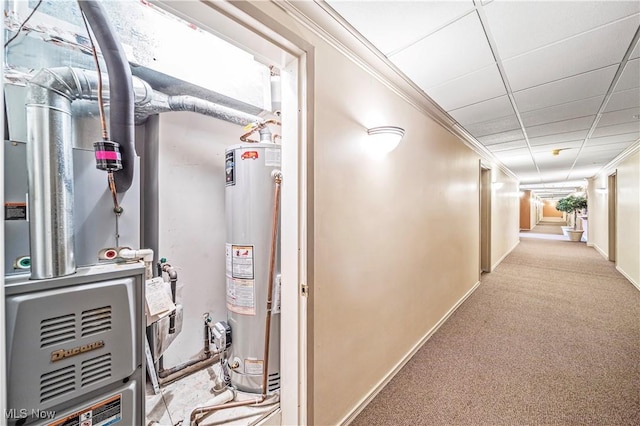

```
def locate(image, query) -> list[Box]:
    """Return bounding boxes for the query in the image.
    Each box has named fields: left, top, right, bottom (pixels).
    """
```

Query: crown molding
left=597, top=139, right=640, bottom=175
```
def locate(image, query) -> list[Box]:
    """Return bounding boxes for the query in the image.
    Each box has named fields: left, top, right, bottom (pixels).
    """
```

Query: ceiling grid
left=325, top=0, right=640, bottom=197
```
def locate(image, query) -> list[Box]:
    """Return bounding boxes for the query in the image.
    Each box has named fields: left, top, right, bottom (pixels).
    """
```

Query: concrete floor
left=145, top=364, right=280, bottom=426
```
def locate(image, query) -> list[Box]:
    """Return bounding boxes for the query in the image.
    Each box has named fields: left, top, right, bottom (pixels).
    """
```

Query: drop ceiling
left=325, top=0, right=640, bottom=198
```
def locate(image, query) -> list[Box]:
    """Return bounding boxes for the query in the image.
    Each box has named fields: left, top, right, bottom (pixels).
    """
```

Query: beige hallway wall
left=251, top=3, right=520, bottom=424
left=588, top=148, right=640, bottom=288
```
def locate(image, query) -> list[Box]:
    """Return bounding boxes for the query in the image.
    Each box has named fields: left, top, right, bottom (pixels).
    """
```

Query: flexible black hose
left=77, top=0, right=135, bottom=192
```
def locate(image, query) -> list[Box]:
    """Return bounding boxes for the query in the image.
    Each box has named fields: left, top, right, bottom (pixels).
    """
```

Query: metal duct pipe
left=134, top=92, right=261, bottom=126
left=25, top=67, right=152, bottom=279
left=78, top=0, right=135, bottom=193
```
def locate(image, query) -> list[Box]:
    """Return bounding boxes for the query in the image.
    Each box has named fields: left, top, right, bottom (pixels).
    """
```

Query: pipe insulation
left=78, top=0, right=136, bottom=193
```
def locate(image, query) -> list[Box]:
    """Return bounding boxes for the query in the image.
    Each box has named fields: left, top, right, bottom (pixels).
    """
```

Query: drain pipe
left=78, top=0, right=135, bottom=193
left=189, top=171, right=283, bottom=425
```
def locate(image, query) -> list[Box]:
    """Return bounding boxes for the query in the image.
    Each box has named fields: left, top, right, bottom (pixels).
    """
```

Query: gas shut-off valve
left=211, top=321, right=232, bottom=352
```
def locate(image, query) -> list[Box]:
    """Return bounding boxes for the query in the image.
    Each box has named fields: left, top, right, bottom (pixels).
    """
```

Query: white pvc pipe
left=118, top=248, right=154, bottom=279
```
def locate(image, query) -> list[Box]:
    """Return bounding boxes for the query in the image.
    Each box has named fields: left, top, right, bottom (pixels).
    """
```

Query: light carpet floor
left=352, top=238, right=640, bottom=425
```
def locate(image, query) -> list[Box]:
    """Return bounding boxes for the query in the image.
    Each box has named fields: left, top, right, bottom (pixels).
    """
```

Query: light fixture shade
left=367, top=126, right=405, bottom=154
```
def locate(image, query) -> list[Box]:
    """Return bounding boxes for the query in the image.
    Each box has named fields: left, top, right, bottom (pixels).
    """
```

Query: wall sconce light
left=367, top=126, right=405, bottom=154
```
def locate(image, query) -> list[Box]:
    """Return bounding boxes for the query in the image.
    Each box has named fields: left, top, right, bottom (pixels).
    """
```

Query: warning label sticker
left=245, top=358, right=264, bottom=375
left=265, top=148, right=281, bottom=167
left=5, top=202, right=27, bottom=221
left=231, top=245, right=254, bottom=279
left=227, top=277, right=256, bottom=315
left=47, top=393, right=122, bottom=426
left=225, top=151, right=235, bottom=186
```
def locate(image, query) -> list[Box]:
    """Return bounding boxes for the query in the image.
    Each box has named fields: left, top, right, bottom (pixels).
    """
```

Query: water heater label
left=245, top=359, right=264, bottom=375
left=227, top=277, right=256, bottom=315
left=265, top=148, right=281, bottom=167
left=231, top=245, right=254, bottom=279
left=225, top=151, right=235, bottom=186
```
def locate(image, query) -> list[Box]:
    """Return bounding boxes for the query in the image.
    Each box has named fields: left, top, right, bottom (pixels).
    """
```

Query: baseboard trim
left=339, top=280, right=482, bottom=426
left=491, top=239, right=520, bottom=272
left=616, top=265, right=640, bottom=292
left=592, top=243, right=609, bottom=261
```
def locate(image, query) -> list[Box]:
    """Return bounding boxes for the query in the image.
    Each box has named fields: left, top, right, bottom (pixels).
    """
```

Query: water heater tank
left=225, top=142, right=281, bottom=394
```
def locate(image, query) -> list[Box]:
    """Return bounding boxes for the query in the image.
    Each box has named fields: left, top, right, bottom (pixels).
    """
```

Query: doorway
left=608, top=172, right=617, bottom=262
left=147, top=1, right=311, bottom=424
left=480, top=164, right=492, bottom=273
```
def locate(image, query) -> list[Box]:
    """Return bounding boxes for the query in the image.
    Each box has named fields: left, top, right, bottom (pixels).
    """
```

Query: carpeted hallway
left=352, top=238, right=640, bottom=425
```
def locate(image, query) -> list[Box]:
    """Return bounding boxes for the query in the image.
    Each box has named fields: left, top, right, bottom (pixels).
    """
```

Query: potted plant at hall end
left=555, top=195, right=588, bottom=242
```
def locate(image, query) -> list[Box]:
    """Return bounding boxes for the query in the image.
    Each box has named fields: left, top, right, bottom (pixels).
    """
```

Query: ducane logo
left=51, top=341, right=104, bottom=362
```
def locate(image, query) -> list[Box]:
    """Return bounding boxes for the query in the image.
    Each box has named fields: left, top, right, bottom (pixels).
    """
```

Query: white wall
left=491, top=169, right=520, bottom=270
left=158, top=112, right=243, bottom=365
left=616, top=150, right=640, bottom=287
left=588, top=148, right=640, bottom=288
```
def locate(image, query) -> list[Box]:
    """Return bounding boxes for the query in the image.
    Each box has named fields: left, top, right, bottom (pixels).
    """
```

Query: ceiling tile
left=327, top=1, right=475, bottom=55
left=528, top=130, right=589, bottom=146
left=598, top=106, right=640, bottom=127
left=502, top=15, right=638, bottom=91
left=630, top=37, right=640, bottom=60
left=513, top=65, right=618, bottom=112
left=390, top=12, right=495, bottom=89
left=567, top=165, right=604, bottom=180
left=520, top=96, right=604, bottom=127
left=588, top=132, right=639, bottom=146
left=464, top=114, right=520, bottom=137
left=483, top=1, right=640, bottom=59
left=491, top=147, right=530, bottom=157
left=531, top=140, right=584, bottom=153
left=605, top=88, right=640, bottom=112
left=487, top=140, right=528, bottom=152
left=615, top=58, right=640, bottom=91
left=449, top=95, right=514, bottom=125
left=527, top=116, right=595, bottom=138
left=497, top=153, right=536, bottom=170
left=582, top=141, right=635, bottom=154
left=427, top=64, right=506, bottom=111
left=477, top=129, right=524, bottom=145
left=592, top=121, right=640, bottom=137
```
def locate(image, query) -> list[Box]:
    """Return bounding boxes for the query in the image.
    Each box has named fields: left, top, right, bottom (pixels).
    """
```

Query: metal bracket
left=301, top=284, right=309, bottom=297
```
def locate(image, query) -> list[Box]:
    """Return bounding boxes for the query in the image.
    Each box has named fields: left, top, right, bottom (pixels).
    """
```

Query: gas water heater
left=224, top=142, right=281, bottom=394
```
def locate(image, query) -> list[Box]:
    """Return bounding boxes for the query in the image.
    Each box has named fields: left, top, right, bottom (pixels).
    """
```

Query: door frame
left=151, top=1, right=313, bottom=423
left=608, top=172, right=617, bottom=262
left=480, top=163, right=492, bottom=274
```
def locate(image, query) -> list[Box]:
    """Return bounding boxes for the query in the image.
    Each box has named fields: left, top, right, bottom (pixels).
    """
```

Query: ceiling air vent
left=40, top=313, right=76, bottom=348
left=81, top=306, right=112, bottom=337
left=40, top=365, right=76, bottom=403
left=81, top=353, right=112, bottom=387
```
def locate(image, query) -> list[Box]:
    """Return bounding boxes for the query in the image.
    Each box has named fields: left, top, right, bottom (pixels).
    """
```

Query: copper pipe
left=80, top=9, right=108, bottom=140
left=239, top=119, right=281, bottom=143
left=190, top=171, right=283, bottom=426
left=157, top=353, right=218, bottom=386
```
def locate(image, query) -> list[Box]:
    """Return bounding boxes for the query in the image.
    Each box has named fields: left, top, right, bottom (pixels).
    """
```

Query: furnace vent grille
left=40, top=365, right=76, bottom=402
left=81, top=353, right=112, bottom=387
left=268, top=372, right=280, bottom=392
left=81, top=306, right=112, bottom=337
left=40, top=313, right=76, bottom=348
